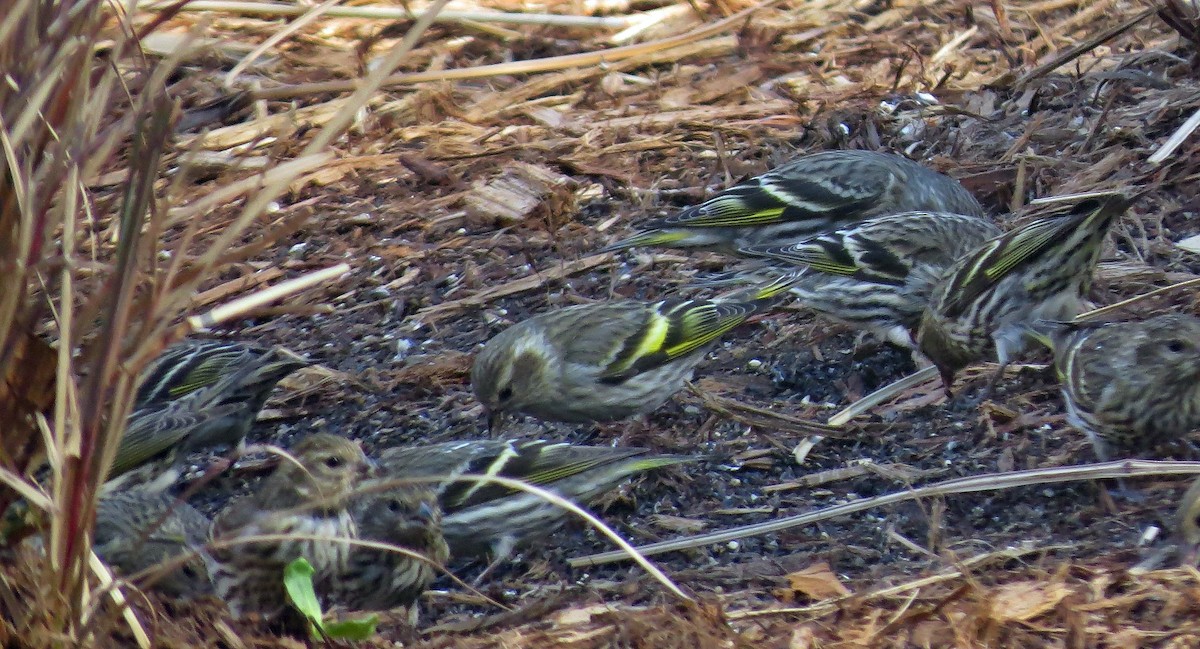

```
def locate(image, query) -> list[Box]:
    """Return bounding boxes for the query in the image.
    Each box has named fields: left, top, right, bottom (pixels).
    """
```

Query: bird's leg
left=1087, top=434, right=1143, bottom=504
left=976, top=361, right=1010, bottom=404
left=470, top=536, right=516, bottom=587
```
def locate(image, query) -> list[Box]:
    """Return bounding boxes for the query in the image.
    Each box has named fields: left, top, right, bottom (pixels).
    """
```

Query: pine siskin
left=376, top=439, right=692, bottom=562
left=1176, top=476, right=1200, bottom=564
left=738, top=211, right=1002, bottom=348
left=323, top=486, right=448, bottom=622
left=472, top=285, right=788, bottom=429
left=1034, top=314, right=1200, bottom=461
left=93, top=489, right=214, bottom=598
left=210, top=433, right=373, bottom=621
left=601, top=150, right=984, bottom=253
left=915, top=195, right=1132, bottom=397
left=112, top=341, right=311, bottom=478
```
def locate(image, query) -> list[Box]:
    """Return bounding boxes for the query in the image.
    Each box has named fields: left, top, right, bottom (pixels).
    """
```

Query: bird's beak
left=415, top=501, right=437, bottom=524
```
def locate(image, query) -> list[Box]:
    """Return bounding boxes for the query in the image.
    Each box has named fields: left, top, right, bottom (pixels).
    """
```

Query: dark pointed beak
left=415, top=501, right=437, bottom=524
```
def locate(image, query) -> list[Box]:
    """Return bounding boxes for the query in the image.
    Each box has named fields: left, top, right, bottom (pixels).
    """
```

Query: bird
left=93, top=488, right=214, bottom=598
left=376, top=440, right=693, bottom=565
left=736, top=211, right=1002, bottom=348
left=1033, top=314, right=1200, bottom=461
left=1176, top=476, right=1200, bottom=564
left=471, top=282, right=790, bottom=430
left=914, top=194, right=1131, bottom=398
left=209, top=433, right=373, bottom=622
left=322, top=486, right=449, bottom=624
left=601, top=150, right=984, bottom=254
left=110, top=340, right=311, bottom=481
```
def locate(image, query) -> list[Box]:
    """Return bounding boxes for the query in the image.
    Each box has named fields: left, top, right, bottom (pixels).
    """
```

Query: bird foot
left=469, top=557, right=504, bottom=588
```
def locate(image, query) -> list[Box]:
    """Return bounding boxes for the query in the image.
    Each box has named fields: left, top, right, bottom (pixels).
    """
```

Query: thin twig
left=247, top=0, right=785, bottom=102
left=141, top=1, right=635, bottom=28
left=1011, top=6, right=1157, bottom=88
left=186, top=263, right=350, bottom=332
left=827, top=366, right=939, bottom=427
left=570, top=460, right=1200, bottom=567
left=1074, top=277, right=1200, bottom=321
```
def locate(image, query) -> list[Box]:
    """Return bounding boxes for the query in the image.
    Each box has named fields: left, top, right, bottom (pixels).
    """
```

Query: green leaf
left=283, top=558, right=325, bottom=636
left=282, top=558, right=378, bottom=641
left=323, top=615, right=379, bottom=641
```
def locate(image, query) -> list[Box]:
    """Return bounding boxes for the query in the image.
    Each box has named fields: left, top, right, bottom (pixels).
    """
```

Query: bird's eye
left=497, top=386, right=514, bottom=401
left=182, top=565, right=198, bottom=579
left=386, top=499, right=402, bottom=513
left=1167, top=339, right=1187, bottom=353
left=324, top=456, right=343, bottom=469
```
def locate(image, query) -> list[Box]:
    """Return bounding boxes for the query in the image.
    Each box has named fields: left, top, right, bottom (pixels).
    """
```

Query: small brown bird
left=322, top=487, right=449, bottom=624
left=210, top=434, right=373, bottom=622
left=93, top=489, right=213, bottom=598
left=377, top=440, right=693, bottom=563
left=737, top=211, right=1002, bottom=348
left=113, top=340, right=311, bottom=480
left=471, top=281, right=791, bottom=431
left=601, top=150, right=985, bottom=253
left=916, top=195, right=1131, bottom=397
left=1035, top=314, right=1200, bottom=461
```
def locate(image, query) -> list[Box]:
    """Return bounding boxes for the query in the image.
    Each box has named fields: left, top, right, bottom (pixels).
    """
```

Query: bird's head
left=471, top=327, right=553, bottom=433
left=1133, top=315, right=1200, bottom=386
left=284, top=433, right=373, bottom=504
left=361, top=487, right=444, bottom=548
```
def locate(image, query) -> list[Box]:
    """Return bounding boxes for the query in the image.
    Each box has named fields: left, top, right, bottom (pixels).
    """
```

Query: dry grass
left=6, top=0, right=1200, bottom=646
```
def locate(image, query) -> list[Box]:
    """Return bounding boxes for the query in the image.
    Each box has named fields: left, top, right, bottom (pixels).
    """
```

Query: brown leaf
left=987, top=581, right=1069, bottom=623
left=781, top=562, right=852, bottom=603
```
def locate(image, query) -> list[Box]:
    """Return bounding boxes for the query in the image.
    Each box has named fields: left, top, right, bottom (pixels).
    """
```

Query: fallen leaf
left=988, top=580, right=1069, bottom=622
left=782, top=562, right=852, bottom=602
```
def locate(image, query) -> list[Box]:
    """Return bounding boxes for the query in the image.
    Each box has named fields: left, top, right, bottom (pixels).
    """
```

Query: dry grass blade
left=1011, top=6, right=1158, bottom=88
left=247, top=0, right=785, bottom=102
left=186, top=263, right=351, bottom=332
left=827, top=366, right=940, bottom=427
left=1074, top=277, right=1200, bottom=321
left=1, top=0, right=395, bottom=645
left=685, top=382, right=849, bottom=437
left=571, top=460, right=1200, bottom=567
left=145, top=0, right=634, bottom=28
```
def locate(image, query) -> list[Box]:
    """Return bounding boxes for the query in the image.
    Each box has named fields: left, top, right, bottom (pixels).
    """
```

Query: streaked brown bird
left=1035, top=314, right=1200, bottom=461
left=323, top=486, right=449, bottom=624
left=471, top=281, right=790, bottom=431
left=915, top=195, right=1131, bottom=397
left=601, top=150, right=984, bottom=253
left=737, top=211, right=1002, bottom=348
left=94, top=489, right=213, bottom=598
left=210, top=434, right=372, bottom=622
left=112, top=340, right=311, bottom=480
left=377, top=439, right=693, bottom=564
